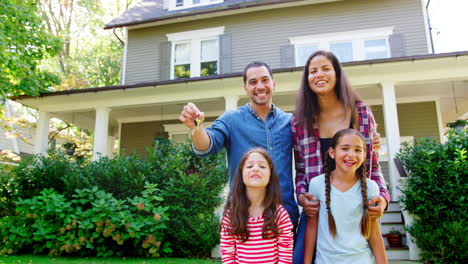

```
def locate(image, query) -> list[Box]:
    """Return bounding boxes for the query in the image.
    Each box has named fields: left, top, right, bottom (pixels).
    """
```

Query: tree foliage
left=0, top=0, right=61, bottom=98
left=39, top=0, right=136, bottom=90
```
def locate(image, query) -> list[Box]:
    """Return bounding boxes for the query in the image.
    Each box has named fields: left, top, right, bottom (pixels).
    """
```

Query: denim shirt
left=194, top=103, right=299, bottom=223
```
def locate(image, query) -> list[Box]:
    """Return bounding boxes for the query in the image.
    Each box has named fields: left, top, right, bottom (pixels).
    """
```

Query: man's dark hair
left=242, top=61, right=273, bottom=84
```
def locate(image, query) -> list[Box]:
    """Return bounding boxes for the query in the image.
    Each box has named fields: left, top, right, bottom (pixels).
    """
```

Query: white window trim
left=167, top=27, right=224, bottom=79
left=169, top=0, right=224, bottom=11
left=289, top=27, right=394, bottom=65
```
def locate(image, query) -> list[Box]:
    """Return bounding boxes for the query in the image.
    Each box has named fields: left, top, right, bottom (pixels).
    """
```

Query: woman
left=291, top=50, right=390, bottom=264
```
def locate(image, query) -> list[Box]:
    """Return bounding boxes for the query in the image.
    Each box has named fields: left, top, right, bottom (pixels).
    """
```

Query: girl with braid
left=220, top=148, right=294, bottom=263
left=292, top=50, right=389, bottom=264
left=303, top=129, right=387, bottom=264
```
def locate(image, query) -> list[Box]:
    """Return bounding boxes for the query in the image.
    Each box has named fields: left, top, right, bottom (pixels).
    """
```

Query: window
left=289, top=27, right=393, bottom=66
left=167, top=27, right=224, bottom=79
left=170, top=0, right=223, bottom=10
left=174, top=42, right=191, bottom=78
left=296, top=44, right=318, bottom=66
left=364, top=39, right=388, bottom=60
left=330, top=41, right=353, bottom=62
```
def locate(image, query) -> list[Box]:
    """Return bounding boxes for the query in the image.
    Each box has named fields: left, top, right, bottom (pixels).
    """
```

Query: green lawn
left=0, top=255, right=221, bottom=264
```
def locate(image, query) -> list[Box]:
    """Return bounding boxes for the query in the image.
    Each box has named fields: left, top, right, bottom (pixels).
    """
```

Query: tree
left=38, top=0, right=136, bottom=89
left=0, top=0, right=61, bottom=99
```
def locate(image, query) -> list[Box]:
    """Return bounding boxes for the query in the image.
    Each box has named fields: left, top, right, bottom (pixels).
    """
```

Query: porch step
left=382, top=211, right=403, bottom=223
left=386, top=246, right=410, bottom=260
left=382, top=202, right=410, bottom=260
left=388, top=201, right=401, bottom=211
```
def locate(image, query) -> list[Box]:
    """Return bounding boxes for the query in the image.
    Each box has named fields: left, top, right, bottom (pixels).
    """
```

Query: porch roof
left=12, top=51, right=468, bottom=134
left=13, top=51, right=468, bottom=101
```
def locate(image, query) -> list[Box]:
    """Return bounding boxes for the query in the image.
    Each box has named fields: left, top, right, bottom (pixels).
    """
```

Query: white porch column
left=92, top=107, right=110, bottom=161
left=224, top=95, right=238, bottom=111
left=34, top=111, right=50, bottom=155
left=381, top=82, right=402, bottom=201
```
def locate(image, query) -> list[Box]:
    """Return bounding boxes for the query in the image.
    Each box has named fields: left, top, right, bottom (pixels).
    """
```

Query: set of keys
left=191, top=117, right=203, bottom=136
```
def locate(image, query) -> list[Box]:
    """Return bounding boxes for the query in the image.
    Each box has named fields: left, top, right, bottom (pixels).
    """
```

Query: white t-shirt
left=308, top=173, right=379, bottom=264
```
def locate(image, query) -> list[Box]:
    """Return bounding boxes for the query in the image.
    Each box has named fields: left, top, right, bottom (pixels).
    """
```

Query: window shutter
left=280, top=44, right=295, bottom=68
left=219, top=33, right=232, bottom=74
left=160, top=41, right=171, bottom=80
left=389, top=34, right=405, bottom=58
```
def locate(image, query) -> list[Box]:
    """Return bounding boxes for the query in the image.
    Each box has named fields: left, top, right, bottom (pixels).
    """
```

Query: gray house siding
left=125, top=28, right=164, bottom=84
left=372, top=101, right=440, bottom=140
left=124, top=0, right=429, bottom=84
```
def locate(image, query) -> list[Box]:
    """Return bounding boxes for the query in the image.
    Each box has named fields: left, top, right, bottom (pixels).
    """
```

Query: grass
left=0, top=255, right=222, bottom=264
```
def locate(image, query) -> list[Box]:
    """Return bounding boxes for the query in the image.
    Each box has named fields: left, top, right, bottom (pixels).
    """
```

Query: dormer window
left=170, top=0, right=224, bottom=11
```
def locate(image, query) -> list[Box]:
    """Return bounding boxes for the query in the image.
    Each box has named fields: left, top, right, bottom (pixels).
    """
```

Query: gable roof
left=104, top=0, right=339, bottom=29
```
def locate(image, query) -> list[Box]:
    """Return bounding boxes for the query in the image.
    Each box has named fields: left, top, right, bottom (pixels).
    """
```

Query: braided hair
left=323, top=128, right=371, bottom=238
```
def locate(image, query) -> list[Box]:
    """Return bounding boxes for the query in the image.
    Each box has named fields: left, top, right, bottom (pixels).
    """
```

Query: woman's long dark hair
left=295, top=50, right=362, bottom=132
left=221, top=147, right=282, bottom=242
left=323, top=129, right=371, bottom=239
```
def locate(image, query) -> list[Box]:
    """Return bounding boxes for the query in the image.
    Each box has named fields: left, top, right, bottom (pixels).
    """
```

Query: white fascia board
left=166, top=26, right=225, bottom=41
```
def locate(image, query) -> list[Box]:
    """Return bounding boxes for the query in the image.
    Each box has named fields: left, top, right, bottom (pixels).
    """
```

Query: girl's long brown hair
left=221, top=148, right=282, bottom=242
left=295, top=50, right=362, bottom=132
left=323, top=129, right=371, bottom=239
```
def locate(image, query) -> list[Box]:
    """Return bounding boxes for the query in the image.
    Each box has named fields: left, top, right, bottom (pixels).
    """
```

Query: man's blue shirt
left=194, top=103, right=299, bottom=223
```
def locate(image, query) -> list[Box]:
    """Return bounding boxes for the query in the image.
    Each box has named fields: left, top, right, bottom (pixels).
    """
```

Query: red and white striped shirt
left=220, top=205, right=293, bottom=264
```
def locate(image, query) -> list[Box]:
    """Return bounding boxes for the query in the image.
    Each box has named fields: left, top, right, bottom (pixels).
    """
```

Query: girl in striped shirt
left=220, top=147, right=294, bottom=264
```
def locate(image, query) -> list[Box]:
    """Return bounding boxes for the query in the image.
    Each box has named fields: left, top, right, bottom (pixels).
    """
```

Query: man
left=179, top=62, right=300, bottom=228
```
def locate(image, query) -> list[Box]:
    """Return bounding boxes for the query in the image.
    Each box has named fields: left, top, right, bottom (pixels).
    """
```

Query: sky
left=428, top=0, right=468, bottom=53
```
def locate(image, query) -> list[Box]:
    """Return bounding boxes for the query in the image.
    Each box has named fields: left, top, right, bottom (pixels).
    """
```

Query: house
left=0, top=100, right=83, bottom=165
left=12, top=0, right=468, bottom=259
left=0, top=100, right=35, bottom=165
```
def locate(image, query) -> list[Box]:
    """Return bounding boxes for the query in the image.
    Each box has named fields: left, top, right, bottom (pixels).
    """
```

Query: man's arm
left=178, top=102, right=211, bottom=151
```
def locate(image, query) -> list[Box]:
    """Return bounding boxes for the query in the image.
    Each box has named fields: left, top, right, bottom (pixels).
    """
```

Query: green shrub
left=398, top=128, right=468, bottom=264
left=0, top=183, right=168, bottom=257
left=10, top=153, right=79, bottom=200
left=0, top=169, right=15, bottom=217
left=1, top=138, right=228, bottom=257
left=146, top=138, right=228, bottom=257
left=82, top=154, right=152, bottom=200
